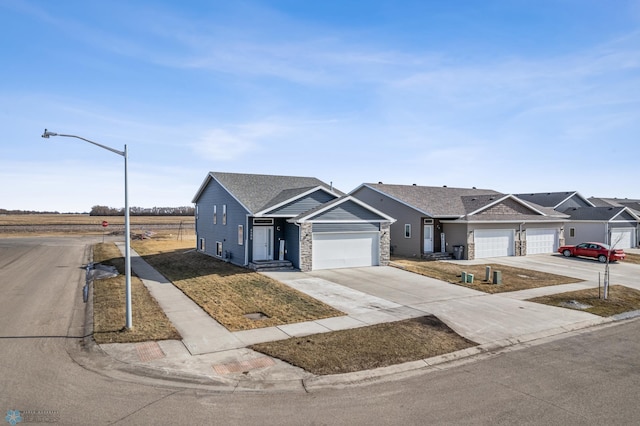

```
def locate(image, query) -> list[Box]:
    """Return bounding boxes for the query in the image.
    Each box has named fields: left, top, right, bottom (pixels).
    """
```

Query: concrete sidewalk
left=97, top=245, right=625, bottom=391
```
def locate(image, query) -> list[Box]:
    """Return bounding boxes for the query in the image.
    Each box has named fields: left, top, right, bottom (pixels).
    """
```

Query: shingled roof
left=564, top=206, right=638, bottom=221
left=360, top=183, right=502, bottom=217
left=193, top=172, right=342, bottom=213
left=515, top=191, right=582, bottom=208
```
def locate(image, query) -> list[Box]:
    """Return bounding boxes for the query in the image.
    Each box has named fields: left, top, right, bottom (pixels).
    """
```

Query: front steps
left=249, top=260, right=294, bottom=271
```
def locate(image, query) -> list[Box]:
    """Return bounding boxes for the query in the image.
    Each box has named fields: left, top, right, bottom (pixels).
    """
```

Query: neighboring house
left=192, top=172, right=395, bottom=271
left=517, top=192, right=639, bottom=249
left=515, top=191, right=595, bottom=212
left=350, top=183, right=567, bottom=260
left=589, top=197, right=640, bottom=216
left=563, top=206, right=640, bottom=249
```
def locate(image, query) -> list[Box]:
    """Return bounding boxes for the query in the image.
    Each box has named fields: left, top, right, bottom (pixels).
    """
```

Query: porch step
left=421, top=252, right=454, bottom=261
left=249, top=260, right=294, bottom=271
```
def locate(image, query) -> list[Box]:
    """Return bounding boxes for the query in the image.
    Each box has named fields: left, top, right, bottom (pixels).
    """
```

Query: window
left=404, top=224, right=411, bottom=238
left=195, top=205, right=199, bottom=220
left=222, top=205, right=227, bottom=225
left=569, top=228, right=575, bottom=238
left=216, top=241, right=223, bottom=257
left=238, top=225, right=244, bottom=245
left=199, top=238, right=205, bottom=251
left=213, top=205, right=217, bottom=224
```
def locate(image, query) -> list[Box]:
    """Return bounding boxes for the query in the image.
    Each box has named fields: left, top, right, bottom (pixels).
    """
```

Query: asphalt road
left=1, top=236, right=639, bottom=425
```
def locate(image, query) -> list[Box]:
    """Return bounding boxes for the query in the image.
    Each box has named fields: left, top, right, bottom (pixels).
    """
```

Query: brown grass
left=92, top=243, right=181, bottom=343
left=251, top=316, right=477, bottom=375
left=624, top=253, right=640, bottom=265
left=0, top=214, right=194, bottom=226
left=392, top=257, right=582, bottom=293
left=528, top=285, right=640, bottom=316
left=131, top=239, right=343, bottom=331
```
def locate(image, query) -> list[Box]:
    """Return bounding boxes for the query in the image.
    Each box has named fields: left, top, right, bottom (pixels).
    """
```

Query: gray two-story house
left=192, top=172, right=394, bottom=271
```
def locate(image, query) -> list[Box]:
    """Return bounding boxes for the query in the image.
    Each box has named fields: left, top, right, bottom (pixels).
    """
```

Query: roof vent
left=378, top=181, right=383, bottom=184
left=443, top=185, right=447, bottom=187
left=472, top=186, right=476, bottom=189
left=412, top=183, right=417, bottom=186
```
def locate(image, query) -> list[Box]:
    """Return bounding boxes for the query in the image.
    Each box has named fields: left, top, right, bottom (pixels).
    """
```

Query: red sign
left=102, top=221, right=109, bottom=228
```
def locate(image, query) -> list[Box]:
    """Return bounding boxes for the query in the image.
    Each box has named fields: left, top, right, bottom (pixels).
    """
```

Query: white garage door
left=610, top=228, right=634, bottom=249
left=312, top=232, right=379, bottom=270
left=474, top=229, right=514, bottom=259
left=526, top=228, right=557, bottom=254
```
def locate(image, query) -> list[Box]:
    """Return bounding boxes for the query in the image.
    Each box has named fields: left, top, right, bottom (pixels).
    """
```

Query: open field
left=0, top=214, right=194, bottom=236
left=392, top=257, right=583, bottom=293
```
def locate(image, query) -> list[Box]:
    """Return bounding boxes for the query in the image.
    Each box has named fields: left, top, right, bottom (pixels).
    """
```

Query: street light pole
left=42, top=129, right=132, bottom=329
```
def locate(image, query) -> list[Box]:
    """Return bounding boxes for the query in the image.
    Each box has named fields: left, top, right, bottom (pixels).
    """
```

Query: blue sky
left=2, top=0, right=639, bottom=212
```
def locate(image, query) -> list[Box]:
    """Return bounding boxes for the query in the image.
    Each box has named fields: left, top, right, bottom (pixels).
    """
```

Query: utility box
left=466, top=273, right=474, bottom=284
left=453, top=245, right=464, bottom=260
left=493, top=270, right=502, bottom=285
left=461, top=271, right=467, bottom=283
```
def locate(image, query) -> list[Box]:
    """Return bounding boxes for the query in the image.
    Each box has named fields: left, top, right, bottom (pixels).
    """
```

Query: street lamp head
left=41, top=129, right=57, bottom=138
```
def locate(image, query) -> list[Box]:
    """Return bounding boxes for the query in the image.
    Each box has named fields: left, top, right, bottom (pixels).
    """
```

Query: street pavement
left=97, top=245, right=640, bottom=391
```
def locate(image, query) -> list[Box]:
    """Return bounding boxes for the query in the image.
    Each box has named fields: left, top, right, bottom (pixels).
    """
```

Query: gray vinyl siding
left=267, top=190, right=336, bottom=216
left=557, top=197, right=592, bottom=211
left=564, top=222, right=605, bottom=245
left=312, top=223, right=380, bottom=233
left=195, top=178, right=249, bottom=265
left=284, top=222, right=300, bottom=268
left=352, top=186, right=424, bottom=257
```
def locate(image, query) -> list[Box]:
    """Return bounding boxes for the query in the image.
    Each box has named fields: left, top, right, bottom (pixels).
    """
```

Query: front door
left=423, top=224, right=434, bottom=253
left=253, top=226, right=273, bottom=261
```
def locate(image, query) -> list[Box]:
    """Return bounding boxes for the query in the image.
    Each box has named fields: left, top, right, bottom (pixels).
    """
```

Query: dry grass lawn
left=251, top=316, right=477, bottom=375
left=131, top=239, right=343, bottom=331
left=392, top=257, right=582, bottom=293
left=624, top=253, right=640, bottom=265
left=0, top=214, right=194, bottom=226
left=528, top=285, right=640, bottom=317
left=92, top=243, right=181, bottom=343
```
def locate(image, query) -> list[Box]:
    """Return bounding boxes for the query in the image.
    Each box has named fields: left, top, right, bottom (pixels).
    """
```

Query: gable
left=262, top=189, right=337, bottom=216
left=475, top=198, right=542, bottom=217
left=308, top=199, right=389, bottom=222
left=557, top=196, right=593, bottom=212
left=614, top=210, right=639, bottom=222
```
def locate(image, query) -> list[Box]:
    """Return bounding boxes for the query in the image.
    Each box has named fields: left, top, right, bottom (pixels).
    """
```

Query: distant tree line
left=89, top=205, right=195, bottom=216
left=0, top=209, right=61, bottom=215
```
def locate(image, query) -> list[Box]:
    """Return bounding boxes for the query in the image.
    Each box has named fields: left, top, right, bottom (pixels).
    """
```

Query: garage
left=312, top=232, right=379, bottom=270
left=474, top=229, right=514, bottom=259
left=526, top=228, right=558, bottom=254
left=610, top=228, right=635, bottom=249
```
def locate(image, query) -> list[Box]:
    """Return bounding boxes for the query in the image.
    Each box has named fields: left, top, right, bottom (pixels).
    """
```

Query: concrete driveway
left=265, top=265, right=608, bottom=346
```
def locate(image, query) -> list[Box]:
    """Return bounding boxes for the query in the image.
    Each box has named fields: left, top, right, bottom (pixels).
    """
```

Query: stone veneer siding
left=299, top=222, right=313, bottom=272
left=299, top=222, right=389, bottom=271
left=379, top=222, right=391, bottom=266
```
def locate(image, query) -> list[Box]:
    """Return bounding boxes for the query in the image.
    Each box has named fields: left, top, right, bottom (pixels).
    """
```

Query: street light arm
left=42, top=129, right=125, bottom=157
left=41, top=128, right=132, bottom=329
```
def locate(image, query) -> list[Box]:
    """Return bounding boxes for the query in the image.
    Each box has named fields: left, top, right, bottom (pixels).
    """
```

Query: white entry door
left=253, top=226, right=273, bottom=261
left=423, top=225, right=434, bottom=253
